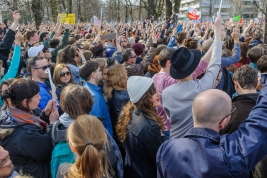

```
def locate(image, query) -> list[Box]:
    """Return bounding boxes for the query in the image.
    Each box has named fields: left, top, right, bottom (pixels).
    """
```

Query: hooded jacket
left=220, top=93, right=259, bottom=135
left=0, top=109, right=53, bottom=178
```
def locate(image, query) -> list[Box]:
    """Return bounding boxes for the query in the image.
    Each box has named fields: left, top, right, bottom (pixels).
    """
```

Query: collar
left=184, top=127, right=220, bottom=143
left=86, top=82, right=101, bottom=91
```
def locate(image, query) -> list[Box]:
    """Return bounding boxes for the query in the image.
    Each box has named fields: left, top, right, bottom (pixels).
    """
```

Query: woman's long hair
left=116, top=84, right=164, bottom=142
left=103, top=64, right=127, bottom=100
left=239, top=42, right=249, bottom=63
left=52, top=63, right=74, bottom=86
left=66, top=114, right=110, bottom=178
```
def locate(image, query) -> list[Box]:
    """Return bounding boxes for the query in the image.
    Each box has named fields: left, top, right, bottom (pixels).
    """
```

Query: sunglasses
left=60, top=71, right=71, bottom=77
left=34, top=64, right=51, bottom=70
left=218, top=105, right=236, bottom=124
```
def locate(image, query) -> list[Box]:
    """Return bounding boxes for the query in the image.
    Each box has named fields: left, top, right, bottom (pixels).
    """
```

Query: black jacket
left=220, top=93, right=259, bottom=135
left=0, top=124, right=53, bottom=178
left=107, top=89, right=130, bottom=131
left=124, top=109, right=167, bottom=178
left=0, top=29, right=15, bottom=70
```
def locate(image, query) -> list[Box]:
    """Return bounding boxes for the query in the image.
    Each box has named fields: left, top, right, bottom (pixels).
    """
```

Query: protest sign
left=233, top=15, right=241, bottom=22
left=67, top=14, right=75, bottom=24
left=187, top=7, right=201, bottom=20
left=59, top=14, right=67, bottom=23
left=93, top=16, right=101, bottom=25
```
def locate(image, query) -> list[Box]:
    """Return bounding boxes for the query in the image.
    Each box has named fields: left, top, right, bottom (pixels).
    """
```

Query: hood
left=52, top=113, right=73, bottom=143
left=232, top=93, right=259, bottom=103
left=59, top=113, right=73, bottom=128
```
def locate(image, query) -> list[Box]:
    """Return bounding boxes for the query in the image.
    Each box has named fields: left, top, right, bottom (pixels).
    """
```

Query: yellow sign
left=67, top=14, right=75, bottom=25
left=59, top=14, right=67, bottom=23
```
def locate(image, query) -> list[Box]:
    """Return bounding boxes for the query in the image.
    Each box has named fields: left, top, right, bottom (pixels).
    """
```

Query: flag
left=233, top=15, right=241, bottom=22
left=93, top=16, right=101, bottom=25
left=239, top=18, right=243, bottom=23
left=187, top=7, right=201, bottom=20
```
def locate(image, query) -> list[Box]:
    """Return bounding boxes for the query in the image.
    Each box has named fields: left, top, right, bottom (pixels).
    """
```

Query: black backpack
left=223, top=67, right=236, bottom=97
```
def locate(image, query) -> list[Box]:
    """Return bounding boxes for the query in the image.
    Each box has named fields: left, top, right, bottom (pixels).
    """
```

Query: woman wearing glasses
left=53, top=64, right=74, bottom=100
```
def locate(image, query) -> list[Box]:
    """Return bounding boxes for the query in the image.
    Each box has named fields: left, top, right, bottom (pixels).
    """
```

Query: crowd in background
left=1, top=11, right=267, bottom=178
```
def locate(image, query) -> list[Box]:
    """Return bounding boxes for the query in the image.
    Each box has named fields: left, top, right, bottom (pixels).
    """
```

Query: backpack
left=50, top=120, right=76, bottom=178
left=222, top=68, right=236, bottom=97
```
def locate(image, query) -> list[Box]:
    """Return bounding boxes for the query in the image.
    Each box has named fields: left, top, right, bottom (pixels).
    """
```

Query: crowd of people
left=1, top=10, right=267, bottom=178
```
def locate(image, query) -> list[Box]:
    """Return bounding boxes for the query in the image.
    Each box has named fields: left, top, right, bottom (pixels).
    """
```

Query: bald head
left=192, top=89, right=231, bottom=125
left=202, top=39, right=214, bottom=53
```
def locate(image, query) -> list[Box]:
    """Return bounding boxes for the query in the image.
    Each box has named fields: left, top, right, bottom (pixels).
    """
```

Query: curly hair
left=61, top=45, right=78, bottom=66
left=116, top=84, right=164, bottom=143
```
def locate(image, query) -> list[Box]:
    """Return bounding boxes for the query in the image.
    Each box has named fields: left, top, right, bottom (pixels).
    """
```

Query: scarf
left=0, top=108, right=48, bottom=129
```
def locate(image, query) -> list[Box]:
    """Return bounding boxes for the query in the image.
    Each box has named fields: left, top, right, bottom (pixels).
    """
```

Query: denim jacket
left=157, top=83, right=267, bottom=178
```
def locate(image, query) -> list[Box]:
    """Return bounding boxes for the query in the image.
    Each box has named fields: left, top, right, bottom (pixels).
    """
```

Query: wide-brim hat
left=170, top=47, right=202, bottom=79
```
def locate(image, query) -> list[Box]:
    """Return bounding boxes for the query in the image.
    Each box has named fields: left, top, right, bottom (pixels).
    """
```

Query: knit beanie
left=127, top=76, right=154, bottom=104
left=132, top=43, right=145, bottom=56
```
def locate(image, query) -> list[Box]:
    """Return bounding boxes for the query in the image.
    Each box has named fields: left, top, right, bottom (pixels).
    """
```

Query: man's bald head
left=202, top=39, right=214, bottom=53
left=192, top=89, right=232, bottom=125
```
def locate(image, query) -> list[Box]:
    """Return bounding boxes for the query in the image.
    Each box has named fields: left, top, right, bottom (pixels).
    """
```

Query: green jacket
left=42, top=31, right=55, bottom=48
left=51, top=29, right=70, bottom=63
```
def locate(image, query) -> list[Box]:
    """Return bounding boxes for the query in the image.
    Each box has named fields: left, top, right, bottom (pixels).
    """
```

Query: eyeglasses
left=218, top=105, right=237, bottom=124
left=34, top=64, right=51, bottom=70
left=60, top=71, right=71, bottom=77
left=130, top=55, right=137, bottom=58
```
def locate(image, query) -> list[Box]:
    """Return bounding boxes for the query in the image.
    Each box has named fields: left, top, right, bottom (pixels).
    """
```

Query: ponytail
left=66, top=115, right=110, bottom=178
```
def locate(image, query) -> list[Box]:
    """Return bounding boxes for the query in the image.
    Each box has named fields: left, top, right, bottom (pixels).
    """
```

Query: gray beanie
left=127, top=76, right=154, bottom=104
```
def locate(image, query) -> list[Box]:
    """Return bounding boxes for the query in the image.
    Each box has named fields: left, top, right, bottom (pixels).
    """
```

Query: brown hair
left=79, top=61, right=99, bottom=81
left=56, top=49, right=65, bottom=64
left=66, top=114, right=110, bottom=178
left=248, top=46, right=265, bottom=64
left=2, top=79, right=39, bottom=112
left=116, top=84, right=164, bottom=142
left=94, top=58, right=107, bottom=79
left=60, top=84, right=94, bottom=119
left=68, top=37, right=76, bottom=45
left=233, top=65, right=258, bottom=90
left=103, top=64, right=127, bottom=100
left=52, top=63, right=74, bottom=86
left=239, top=42, right=249, bottom=62
left=83, top=50, right=92, bottom=61
left=175, top=32, right=187, bottom=44
left=158, top=48, right=176, bottom=68
left=184, top=38, right=199, bottom=49
left=222, top=49, right=232, bottom=58
left=257, top=55, right=267, bottom=73
left=61, top=46, right=78, bottom=66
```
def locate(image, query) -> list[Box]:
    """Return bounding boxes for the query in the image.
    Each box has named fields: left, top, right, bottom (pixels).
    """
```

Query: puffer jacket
left=0, top=109, right=53, bottom=178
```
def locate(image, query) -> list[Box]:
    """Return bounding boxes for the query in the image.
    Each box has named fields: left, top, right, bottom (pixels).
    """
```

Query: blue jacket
left=105, top=43, right=116, bottom=58
left=38, top=82, right=52, bottom=110
left=249, top=39, right=262, bottom=49
left=37, top=82, right=60, bottom=110
left=217, top=43, right=241, bottom=90
left=86, top=82, right=113, bottom=136
left=157, top=84, right=267, bottom=178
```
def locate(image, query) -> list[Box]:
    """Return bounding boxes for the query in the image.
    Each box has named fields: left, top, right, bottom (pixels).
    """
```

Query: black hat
left=170, top=47, right=202, bottom=79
